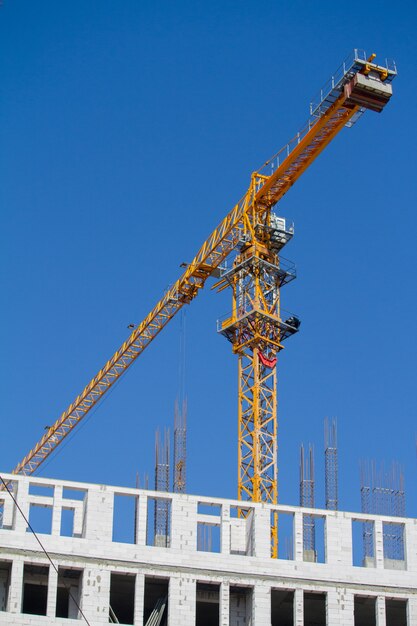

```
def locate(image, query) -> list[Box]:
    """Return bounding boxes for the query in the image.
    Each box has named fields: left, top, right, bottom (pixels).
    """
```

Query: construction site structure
left=0, top=472, right=414, bottom=625
left=324, top=417, right=338, bottom=511
left=0, top=50, right=403, bottom=625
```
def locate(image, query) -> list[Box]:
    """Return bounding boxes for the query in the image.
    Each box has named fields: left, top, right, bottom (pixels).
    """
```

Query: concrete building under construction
left=0, top=472, right=415, bottom=625
left=1, top=49, right=409, bottom=625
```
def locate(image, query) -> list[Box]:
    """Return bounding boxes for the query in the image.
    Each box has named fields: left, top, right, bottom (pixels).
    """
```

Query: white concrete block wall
left=294, top=587, right=303, bottom=626
left=251, top=583, right=270, bottom=625
left=0, top=472, right=416, bottom=624
left=376, top=595, right=386, bottom=626
left=168, top=574, right=196, bottom=625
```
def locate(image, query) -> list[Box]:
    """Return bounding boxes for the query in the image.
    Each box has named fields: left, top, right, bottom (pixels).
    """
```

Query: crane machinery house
left=0, top=50, right=412, bottom=626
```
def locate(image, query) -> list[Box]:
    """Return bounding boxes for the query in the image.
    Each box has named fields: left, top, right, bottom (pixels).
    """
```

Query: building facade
left=0, top=472, right=415, bottom=625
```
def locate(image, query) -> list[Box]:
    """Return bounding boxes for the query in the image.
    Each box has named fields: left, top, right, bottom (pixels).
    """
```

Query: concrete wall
left=0, top=472, right=416, bottom=625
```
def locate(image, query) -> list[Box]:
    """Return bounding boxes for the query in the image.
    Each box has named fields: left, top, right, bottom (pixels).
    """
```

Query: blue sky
left=1, top=1, right=416, bottom=517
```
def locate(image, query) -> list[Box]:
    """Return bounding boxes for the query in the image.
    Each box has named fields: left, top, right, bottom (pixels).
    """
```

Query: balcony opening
left=22, top=564, right=49, bottom=616
left=143, top=576, right=168, bottom=626
left=196, top=582, right=219, bottom=626
left=271, top=589, right=294, bottom=626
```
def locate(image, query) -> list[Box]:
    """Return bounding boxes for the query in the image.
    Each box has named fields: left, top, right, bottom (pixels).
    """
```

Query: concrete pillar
left=46, top=565, right=58, bottom=617
left=326, top=515, right=352, bottom=567
left=294, top=587, right=303, bottom=626
left=252, top=508, right=270, bottom=559
left=407, top=596, right=417, bottom=625
left=170, top=497, right=196, bottom=552
left=375, top=520, right=384, bottom=569
left=14, top=479, right=29, bottom=534
left=136, top=495, right=148, bottom=546
left=404, top=519, right=417, bottom=572
left=220, top=580, right=230, bottom=626
left=221, top=505, right=231, bottom=555
left=168, top=575, right=196, bottom=625
left=82, top=567, right=110, bottom=624
left=294, top=511, right=304, bottom=562
left=376, top=595, right=386, bottom=626
left=84, top=486, right=113, bottom=543
left=134, top=572, right=144, bottom=625
left=51, top=485, right=63, bottom=536
left=252, top=582, right=270, bottom=626
left=326, top=588, right=354, bottom=626
left=8, top=559, right=23, bottom=614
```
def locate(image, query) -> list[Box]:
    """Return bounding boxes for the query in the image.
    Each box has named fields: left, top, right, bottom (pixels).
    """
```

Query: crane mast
left=11, top=48, right=396, bottom=532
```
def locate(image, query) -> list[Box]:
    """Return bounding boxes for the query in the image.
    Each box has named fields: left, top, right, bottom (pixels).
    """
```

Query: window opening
left=22, top=564, right=49, bottom=616
left=354, top=595, right=376, bottom=626
left=0, top=562, right=12, bottom=612
left=196, top=582, right=220, bottom=626
left=27, top=504, right=52, bottom=535
left=386, top=598, right=407, bottom=626
left=304, top=592, right=326, bottom=626
left=56, top=568, right=82, bottom=619
left=109, top=573, right=135, bottom=625
left=230, top=585, right=252, bottom=626
left=271, top=589, right=294, bottom=626
left=143, top=576, right=168, bottom=626
left=112, top=494, right=138, bottom=544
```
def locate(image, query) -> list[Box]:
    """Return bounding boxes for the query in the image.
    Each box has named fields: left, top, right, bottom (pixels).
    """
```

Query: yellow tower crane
left=10, top=52, right=396, bottom=544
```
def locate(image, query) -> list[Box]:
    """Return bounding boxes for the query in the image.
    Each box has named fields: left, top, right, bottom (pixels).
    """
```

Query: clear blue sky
left=1, top=1, right=416, bottom=517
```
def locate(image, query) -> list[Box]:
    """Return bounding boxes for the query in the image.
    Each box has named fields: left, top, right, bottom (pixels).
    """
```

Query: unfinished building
left=0, top=472, right=415, bottom=625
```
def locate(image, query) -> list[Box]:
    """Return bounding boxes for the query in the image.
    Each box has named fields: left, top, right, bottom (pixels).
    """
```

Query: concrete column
left=407, top=596, right=417, bottom=625
left=294, top=511, right=304, bottom=562
left=221, top=505, right=231, bottom=555
left=376, top=595, right=386, bottom=626
left=136, top=495, right=148, bottom=546
left=252, top=582, right=270, bottom=626
left=82, top=567, right=110, bottom=624
left=14, top=479, right=29, bottom=534
left=8, top=559, right=23, bottom=614
left=375, top=520, right=384, bottom=569
left=170, top=497, right=196, bottom=552
left=404, top=519, right=417, bottom=572
left=326, top=588, right=354, bottom=626
left=168, top=575, right=196, bottom=625
left=51, top=484, right=63, bottom=536
left=326, top=515, right=352, bottom=567
left=252, top=507, right=270, bottom=559
left=84, top=485, right=114, bottom=543
left=134, top=572, right=145, bottom=625
left=220, top=580, right=230, bottom=626
left=294, top=587, right=303, bottom=626
left=46, top=565, right=58, bottom=617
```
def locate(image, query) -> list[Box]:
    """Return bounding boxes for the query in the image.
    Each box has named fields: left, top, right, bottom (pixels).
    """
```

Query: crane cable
left=0, top=474, right=117, bottom=625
